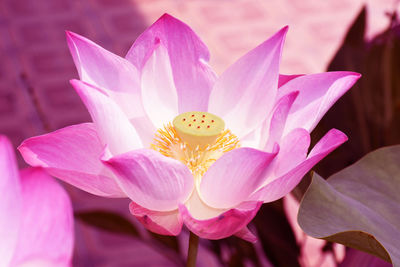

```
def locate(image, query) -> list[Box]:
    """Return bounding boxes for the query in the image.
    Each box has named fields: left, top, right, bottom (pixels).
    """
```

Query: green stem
left=186, top=232, right=199, bottom=267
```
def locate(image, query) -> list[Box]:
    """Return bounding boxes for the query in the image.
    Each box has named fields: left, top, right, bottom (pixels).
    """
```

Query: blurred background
left=0, top=0, right=399, bottom=266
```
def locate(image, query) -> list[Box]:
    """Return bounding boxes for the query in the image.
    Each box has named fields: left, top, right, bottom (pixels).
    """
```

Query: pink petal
left=71, top=79, right=142, bottom=155
left=254, top=128, right=310, bottom=189
left=284, top=194, right=341, bottom=267
left=128, top=115, right=157, bottom=148
left=126, top=14, right=217, bottom=112
left=264, top=91, right=299, bottom=150
left=106, top=90, right=156, bottom=147
left=208, top=27, right=288, bottom=138
left=66, top=31, right=140, bottom=94
left=141, top=43, right=178, bottom=129
left=103, top=149, right=194, bottom=211
left=240, top=91, right=298, bottom=149
left=12, top=259, right=59, bottom=267
left=183, top=189, right=225, bottom=220
left=0, top=136, right=21, bottom=266
left=11, top=168, right=73, bottom=266
left=278, top=74, right=303, bottom=88
left=239, top=126, right=265, bottom=149
left=67, top=31, right=155, bottom=145
left=180, top=200, right=262, bottom=240
left=251, top=129, right=348, bottom=202
left=278, top=72, right=361, bottom=136
left=272, top=128, right=310, bottom=178
left=129, top=201, right=182, bottom=236
left=18, top=123, right=125, bottom=197
left=200, top=147, right=278, bottom=209
left=235, top=227, right=258, bottom=243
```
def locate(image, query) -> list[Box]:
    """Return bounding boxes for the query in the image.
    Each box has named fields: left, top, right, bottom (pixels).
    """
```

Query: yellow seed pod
left=173, top=111, right=225, bottom=149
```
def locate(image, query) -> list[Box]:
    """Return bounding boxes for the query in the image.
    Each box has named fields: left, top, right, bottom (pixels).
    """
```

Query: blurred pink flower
left=19, top=14, right=360, bottom=241
left=284, top=194, right=345, bottom=267
left=0, top=135, right=73, bottom=266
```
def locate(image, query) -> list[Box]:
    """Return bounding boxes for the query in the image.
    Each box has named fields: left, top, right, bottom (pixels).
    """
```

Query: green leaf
left=75, top=210, right=139, bottom=238
left=298, top=145, right=400, bottom=265
left=149, top=232, right=180, bottom=254
left=312, top=7, right=400, bottom=179
left=253, top=200, right=301, bottom=267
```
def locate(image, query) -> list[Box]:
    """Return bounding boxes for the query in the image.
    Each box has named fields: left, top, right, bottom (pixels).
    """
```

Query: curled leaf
left=298, top=145, right=400, bottom=266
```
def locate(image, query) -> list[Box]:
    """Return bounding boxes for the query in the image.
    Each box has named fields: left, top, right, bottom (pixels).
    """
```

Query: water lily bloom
left=19, top=14, right=360, bottom=241
left=0, top=135, right=73, bottom=266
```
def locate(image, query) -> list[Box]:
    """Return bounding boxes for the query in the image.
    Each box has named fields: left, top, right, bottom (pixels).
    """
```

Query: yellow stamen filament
left=151, top=122, right=240, bottom=177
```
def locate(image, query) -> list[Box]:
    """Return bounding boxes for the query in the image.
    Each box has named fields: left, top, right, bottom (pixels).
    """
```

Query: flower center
left=173, top=111, right=225, bottom=149
left=151, top=111, right=240, bottom=178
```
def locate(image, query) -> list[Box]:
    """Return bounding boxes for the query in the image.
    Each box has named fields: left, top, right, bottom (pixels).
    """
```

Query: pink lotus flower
left=0, top=135, right=73, bottom=266
left=19, top=14, right=360, bottom=241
